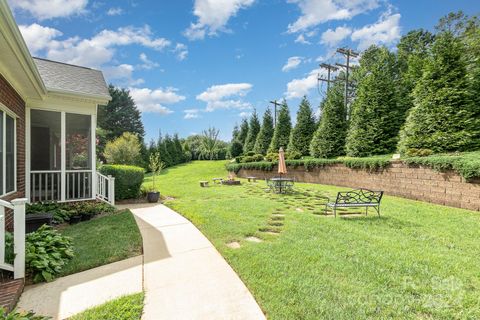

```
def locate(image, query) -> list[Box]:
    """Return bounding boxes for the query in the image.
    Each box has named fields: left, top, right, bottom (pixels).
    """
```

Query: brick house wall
left=0, top=73, right=26, bottom=228
left=235, top=161, right=480, bottom=211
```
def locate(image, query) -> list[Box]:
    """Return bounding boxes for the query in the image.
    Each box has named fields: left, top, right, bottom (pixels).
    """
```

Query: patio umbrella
left=278, top=147, right=287, bottom=175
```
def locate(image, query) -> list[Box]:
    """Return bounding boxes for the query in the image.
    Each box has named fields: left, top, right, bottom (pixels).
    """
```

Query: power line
left=269, top=100, right=282, bottom=127
left=335, top=47, right=359, bottom=119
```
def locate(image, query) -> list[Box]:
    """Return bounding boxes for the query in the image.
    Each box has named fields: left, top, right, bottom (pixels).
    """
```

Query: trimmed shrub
left=286, top=151, right=302, bottom=160
left=100, top=165, right=144, bottom=200
left=104, top=132, right=142, bottom=165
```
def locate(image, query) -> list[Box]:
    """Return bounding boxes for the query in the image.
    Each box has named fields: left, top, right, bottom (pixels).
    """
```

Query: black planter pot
left=147, top=192, right=160, bottom=203
left=81, top=214, right=93, bottom=221
left=69, top=215, right=82, bottom=224
left=26, top=213, right=53, bottom=233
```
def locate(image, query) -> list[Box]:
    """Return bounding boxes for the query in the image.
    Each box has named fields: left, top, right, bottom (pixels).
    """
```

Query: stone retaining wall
left=235, top=161, right=480, bottom=211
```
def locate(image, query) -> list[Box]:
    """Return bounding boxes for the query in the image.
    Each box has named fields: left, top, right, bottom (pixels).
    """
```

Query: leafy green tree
left=310, top=81, right=347, bottom=158
left=345, top=46, right=401, bottom=157
left=398, top=31, right=480, bottom=153
left=103, top=132, right=141, bottom=165
left=231, top=124, right=240, bottom=141
left=269, top=100, right=292, bottom=152
left=396, top=29, right=435, bottom=120
left=253, top=108, right=274, bottom=155
left=238, top=118, right=249, bottom=146
left=243, top=110, right=261, bottom=153
left=200, top=127, right=221, bottom=160
left=183, top=135, right=203, bottom=160
left=98, top=85, right=145, bottom=141
left=288, top=97, right=316, bottom=156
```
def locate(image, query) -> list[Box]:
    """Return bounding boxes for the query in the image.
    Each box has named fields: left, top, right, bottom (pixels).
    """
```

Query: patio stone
left=227, top=241, right=241, bottom=249
left=245, top=236, right=263, bottom=243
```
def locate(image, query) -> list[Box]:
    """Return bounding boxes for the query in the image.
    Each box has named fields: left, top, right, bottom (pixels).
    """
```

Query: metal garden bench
left=325, top=188, right=383, bottom=218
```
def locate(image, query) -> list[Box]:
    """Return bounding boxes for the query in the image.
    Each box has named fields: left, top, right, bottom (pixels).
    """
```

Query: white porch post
left=12, top=198, right=27, bottom=279
left=91, top=114, right=97, bottom=199
left=25, top=108, right=30, bottom=202
left=61, top=112, right=66, bottom=202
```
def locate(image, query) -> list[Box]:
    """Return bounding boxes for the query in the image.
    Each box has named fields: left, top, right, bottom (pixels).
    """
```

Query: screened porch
left=28, top=109, right=96, bottom=203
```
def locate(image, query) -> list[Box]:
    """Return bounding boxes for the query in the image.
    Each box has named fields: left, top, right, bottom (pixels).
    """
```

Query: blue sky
left=8, top=0, right=479, bottom=142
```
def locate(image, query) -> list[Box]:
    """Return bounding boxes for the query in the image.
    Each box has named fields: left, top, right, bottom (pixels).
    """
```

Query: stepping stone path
left=245, top=236, right=263, bottom=243
left=296, top=208, right=304, bottom=212
left=226, top=241, right=241, bottom=249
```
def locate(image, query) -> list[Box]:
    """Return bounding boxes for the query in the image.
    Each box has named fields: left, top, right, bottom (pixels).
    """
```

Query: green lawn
left=70, top=293, right=144, bottom=320
left=143, top=161, right=480, bottom=319
left=59, top=210, right=143, bottom=276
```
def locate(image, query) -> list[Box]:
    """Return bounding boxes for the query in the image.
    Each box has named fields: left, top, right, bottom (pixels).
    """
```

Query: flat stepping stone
left=268, top=222, right=283, bottom=227
left=295, top=208, right=304, bottom=212
left=259, top=227, right=281, bottom=234
left=245, top=236, right=263, bottom=243
left=271, top=213, right=285, bottom=217
left=270, top=216, right=284, bottom=221
left=226, top=241, right=241, bottom=249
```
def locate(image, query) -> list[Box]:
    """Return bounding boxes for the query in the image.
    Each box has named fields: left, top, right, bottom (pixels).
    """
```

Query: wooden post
left=12, top=198, right=27, bottom=279
left=108, top=175, right=115, bottom=206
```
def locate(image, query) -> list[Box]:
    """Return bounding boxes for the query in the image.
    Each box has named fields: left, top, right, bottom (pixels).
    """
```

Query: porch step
left=0, top=278, right=24, bottom=312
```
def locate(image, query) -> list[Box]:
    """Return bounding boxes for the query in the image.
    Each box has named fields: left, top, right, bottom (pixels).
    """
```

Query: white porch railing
left=96, top=172, right=115, bottom=206
left=66, top=170, right=92, bottom=200
left=30, top=171, right=61, bottom=202
left=0, top=198, right=27, bottom=279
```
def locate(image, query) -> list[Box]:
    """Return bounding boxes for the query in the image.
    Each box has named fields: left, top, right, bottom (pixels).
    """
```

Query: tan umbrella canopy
left=278, top=147, right=287, bottom=175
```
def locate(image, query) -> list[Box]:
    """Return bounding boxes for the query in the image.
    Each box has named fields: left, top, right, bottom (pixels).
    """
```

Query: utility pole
left=335, top=47, right=359, bottom=119
left=269, top=100, right=282, bottom=127
left=318, top=63, right=338, bottom=90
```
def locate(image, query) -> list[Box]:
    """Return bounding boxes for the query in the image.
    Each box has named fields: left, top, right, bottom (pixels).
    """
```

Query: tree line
left=231, top=12, right=480, bottom=159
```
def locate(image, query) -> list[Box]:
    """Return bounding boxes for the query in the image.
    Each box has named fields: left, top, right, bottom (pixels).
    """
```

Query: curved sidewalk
left=123, top=203, right=266, bottom=320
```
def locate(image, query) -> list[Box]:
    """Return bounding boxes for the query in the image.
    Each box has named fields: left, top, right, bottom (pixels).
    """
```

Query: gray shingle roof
left=33, top=57, right=110, bottom=99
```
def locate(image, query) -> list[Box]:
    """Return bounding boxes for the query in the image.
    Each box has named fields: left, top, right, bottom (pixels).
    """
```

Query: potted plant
left=147, top=152, right=164, bottom=203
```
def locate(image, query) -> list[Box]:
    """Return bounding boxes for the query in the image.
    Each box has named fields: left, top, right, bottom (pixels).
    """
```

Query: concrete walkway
left=17, top=256, right=143, bottom=319
left=124, top=203, right=266, bottom=320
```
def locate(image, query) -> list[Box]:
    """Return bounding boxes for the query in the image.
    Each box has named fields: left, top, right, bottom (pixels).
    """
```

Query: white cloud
left=129, top=87, right=186, bottom=114
left=287, top=0, right=379, bottom=33
left=285, top=68, right=330, bottom=99
left=197, top=83, right=252, bottom=112
left=139, top=53, right=159, bottom=69
left=184, top=0, right=255, bottom=40
left=320, top=25, right=352, bottom=47
left=103, top=64, right=144, bottom=86
left=239, top=111, right=252, bottom=118
left=107, top=7, right=123, bottom=16
left=9, top=0, right=88, bottom=20
left=351, top=11, right=401, bottom=50
left=294, top=34, right=311, bottom=45
left=184, top=109, right=201, bottom=119
left=18, top=24, right=62, bottom=55
left=19, top=24, right=171, bottom=68
left=173, top=43, right=188, bottom=60
left=282, top=56, right=303, bottom=72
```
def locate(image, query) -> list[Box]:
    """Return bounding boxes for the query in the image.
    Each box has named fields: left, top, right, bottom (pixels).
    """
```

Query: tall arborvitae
left=173, top=134, right=185, bottom=164
left=398, top=31, right=480, bottom=153
left=345, top=46, right=401, bottom=157
left=396, top=29, right=435, bottom=119
left=268, top=100, right=292, bottom=152
left=310, top=80, right=347, bottom=158
left=158, top=137, right=172, bottom=167
left=243, top=110, right=261, bottom=153
left=288, top=97, right=316, bottom=156
left=254, top=108, right=274, bottom=155
left=231, top=124, right=240, bottom=141
left=238, top=118, right=249, bottom=146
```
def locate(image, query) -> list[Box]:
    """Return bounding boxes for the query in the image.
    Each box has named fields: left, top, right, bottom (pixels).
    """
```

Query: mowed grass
left=70, top=292, right=144, bottom=320
left=59, top=210, right=143, bottom=276
left=143, top=161, right=480, bottom=319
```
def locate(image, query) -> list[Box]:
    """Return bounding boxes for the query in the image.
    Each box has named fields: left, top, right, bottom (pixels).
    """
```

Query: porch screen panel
left=30, top=110, right=61, bottom=171
left=66, top=113, right=92, bottom=200
left=66, top=113, right=91, bottom=170
left=5, top=115, right=14, bottom=193
left=0, top=112, right=3, bottom=195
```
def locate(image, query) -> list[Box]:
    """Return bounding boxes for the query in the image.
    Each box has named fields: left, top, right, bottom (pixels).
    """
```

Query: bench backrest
left=335, top=189, right=383, bottom=205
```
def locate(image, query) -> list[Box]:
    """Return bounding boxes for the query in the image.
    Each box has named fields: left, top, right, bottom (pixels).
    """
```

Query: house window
left=0, top=110, right=16, bottom=196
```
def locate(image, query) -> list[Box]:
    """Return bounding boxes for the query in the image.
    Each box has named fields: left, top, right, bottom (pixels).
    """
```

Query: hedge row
left=226, top=152, right=480, bottom=180
left=100, top=165, right=144, bottom=200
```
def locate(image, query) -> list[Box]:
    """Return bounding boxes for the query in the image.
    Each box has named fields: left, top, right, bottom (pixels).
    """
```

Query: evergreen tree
left=243, top=110, right=261, bottom=153
left=231, top=124, right=240, bottom=141
left=310, top=81, right=347, bottom=158
left=253, top=108, right=274, bottom=155
left=98, top=85, right=145, bottom=141
left=345, top=46, right=401, bottom=157
left=159, top=136, right=173, bottom=167
left=288, top=97, right=316, bottom=156
left=173, top=134, right=185, bottom=164
left=238, top=118, right=249, bottom=146
left=398, top=32, right=480, bottom=153
left=229, top=140, right=243, bottom=158
left=268, top=100, right=292, bottom=152
left=396, top=29, right=435, bottom=120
